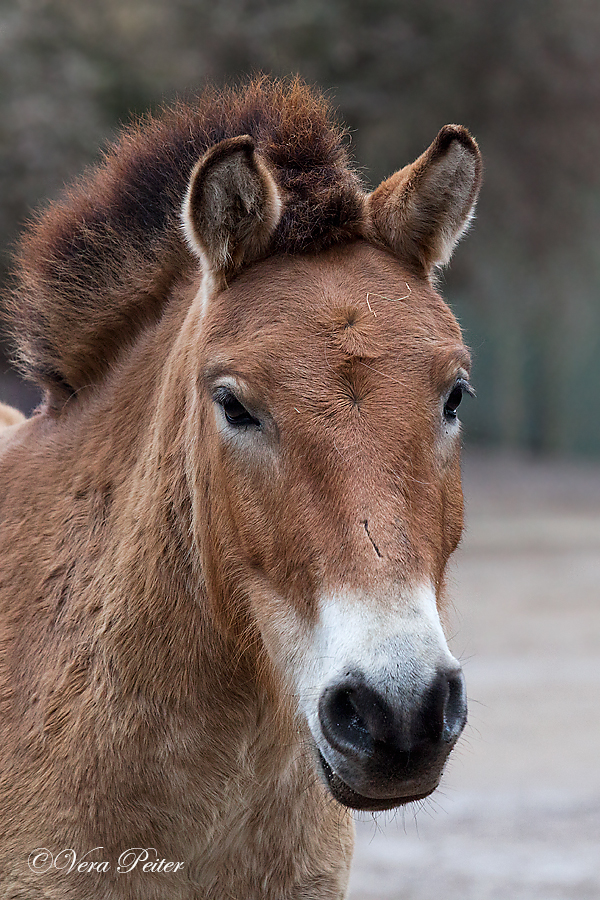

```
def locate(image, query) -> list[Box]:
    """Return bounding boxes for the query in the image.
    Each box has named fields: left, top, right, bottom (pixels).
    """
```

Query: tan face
left=181, top=119, right=481, bottom=811
left=192, top=242, right=471, bottom=810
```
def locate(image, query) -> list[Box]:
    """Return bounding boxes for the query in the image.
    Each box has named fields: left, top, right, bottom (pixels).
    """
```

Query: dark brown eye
left=444, top=379, right=473, bottom=420
left=216, top=389, right=261, bottom=428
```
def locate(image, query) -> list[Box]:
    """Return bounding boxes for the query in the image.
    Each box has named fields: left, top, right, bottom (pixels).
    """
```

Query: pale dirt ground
left=348, top=451, right=600, bottom=900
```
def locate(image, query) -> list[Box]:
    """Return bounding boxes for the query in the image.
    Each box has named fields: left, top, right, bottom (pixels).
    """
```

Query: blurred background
left=1, top=1, right=599, bottom=897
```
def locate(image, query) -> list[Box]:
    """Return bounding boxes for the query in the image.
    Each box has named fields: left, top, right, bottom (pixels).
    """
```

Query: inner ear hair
left=366, top=125, right=482, bottom=276
left=182, top=135, right=283, bottom=279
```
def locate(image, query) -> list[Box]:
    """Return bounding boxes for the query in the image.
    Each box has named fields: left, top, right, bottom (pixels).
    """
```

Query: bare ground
left=348, top=451, right=600, bottom=900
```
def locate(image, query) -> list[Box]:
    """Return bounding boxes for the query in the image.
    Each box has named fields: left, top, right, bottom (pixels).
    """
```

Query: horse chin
left=316, top=750, right=436, bottom=812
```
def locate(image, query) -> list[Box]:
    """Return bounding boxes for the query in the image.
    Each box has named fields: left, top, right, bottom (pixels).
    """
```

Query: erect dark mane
left=6, top=77, right=365, bottom=403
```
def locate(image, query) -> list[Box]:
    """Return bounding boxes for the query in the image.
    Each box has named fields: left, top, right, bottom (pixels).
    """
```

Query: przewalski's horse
left=0, top=79, right=481, bottom=899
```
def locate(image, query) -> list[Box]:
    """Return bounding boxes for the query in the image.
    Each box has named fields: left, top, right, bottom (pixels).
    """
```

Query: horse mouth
left=317, top=750, right=435, bottom=812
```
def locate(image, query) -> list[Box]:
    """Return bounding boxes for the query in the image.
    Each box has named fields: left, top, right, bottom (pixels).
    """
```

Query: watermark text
left=28, top=847, right=185, bottom=875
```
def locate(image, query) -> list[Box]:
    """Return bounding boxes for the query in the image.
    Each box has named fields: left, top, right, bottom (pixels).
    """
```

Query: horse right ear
left=182, top=135, right=282, bottom=281
left=365, top=125, right=482, bottom=277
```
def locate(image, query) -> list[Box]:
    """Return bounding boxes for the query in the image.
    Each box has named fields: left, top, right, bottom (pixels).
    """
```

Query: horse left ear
left=182, top=135, right=282, bottom=279
left=366, top=125, right=482, bottom=276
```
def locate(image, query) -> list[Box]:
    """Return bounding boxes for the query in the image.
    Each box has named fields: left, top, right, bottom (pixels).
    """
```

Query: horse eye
left=216, top=390, right=260, bottom=428
left=444, top=379, right=473, bottom=420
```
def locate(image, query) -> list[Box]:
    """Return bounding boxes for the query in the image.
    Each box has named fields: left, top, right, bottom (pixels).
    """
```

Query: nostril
left=330, top=689, right=370, bottom=749
left=421, top=667, right=467, bottom=745
left=442, top=669, right=467, bottom=744
left=319, top=680, right=393, bottom=757
left=319, top=686, right=371, bottom=755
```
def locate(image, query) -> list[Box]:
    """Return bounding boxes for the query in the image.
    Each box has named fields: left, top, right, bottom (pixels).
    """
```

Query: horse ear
left=182, top=135, right=282, bottom=279
left=366, top=126, right=482, bottom=276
